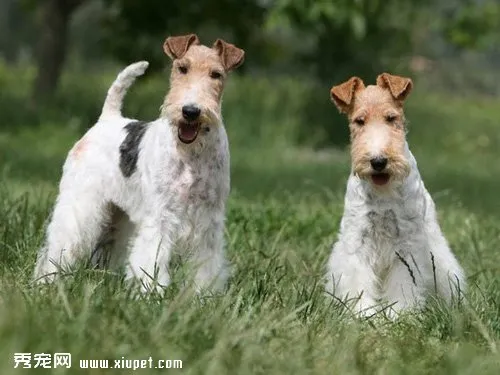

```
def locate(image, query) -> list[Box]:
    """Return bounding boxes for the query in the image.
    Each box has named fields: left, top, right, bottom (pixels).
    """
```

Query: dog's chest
left=166, top=152, right=229, bottom=209
left=364, top=209, right=400, bottom=241
left=360, top=206, right=422, bottom=269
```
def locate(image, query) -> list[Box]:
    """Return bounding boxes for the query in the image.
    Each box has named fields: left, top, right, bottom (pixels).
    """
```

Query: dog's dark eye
left=210, top=71, right=223, bottom=79
left=354, top=117, right=365, bottom=126
left=386, top=114, right=397, bottom=123
left=178, top=65, right=188, bottom=74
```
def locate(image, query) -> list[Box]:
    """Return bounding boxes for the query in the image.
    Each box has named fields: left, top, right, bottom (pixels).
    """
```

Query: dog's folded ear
left=376, top=73, right=413, bottom=102
left=330, top=77, right=365, bottom=114
left=163, top=34, right=200, bottom=60
left=213, top=39, right=245, bottom=71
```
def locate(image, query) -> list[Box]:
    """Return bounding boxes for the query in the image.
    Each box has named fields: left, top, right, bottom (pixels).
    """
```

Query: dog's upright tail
left=100, top=61, right=149, bottom=120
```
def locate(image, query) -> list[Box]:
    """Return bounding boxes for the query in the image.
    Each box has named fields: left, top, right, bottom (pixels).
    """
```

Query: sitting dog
left=34, top=34, right=244, bottom=294
left=325, top=73, right=465, bottom=317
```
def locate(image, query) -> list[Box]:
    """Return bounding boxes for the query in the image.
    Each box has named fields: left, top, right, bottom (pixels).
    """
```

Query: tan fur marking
left=163, top=34, right=200, bottom=60
left=162, top=45, right=225, bottom=123
left=213, top=39, right=245, bottom=71
left=161, top=38, right=244, bottom=128
left=70, top=137, right=88, bottom=159
left=330, top=77, right=365, bottom=114
left=376, top=73, right=413, bottom=102
left=331, top=74, right=415, bottom=185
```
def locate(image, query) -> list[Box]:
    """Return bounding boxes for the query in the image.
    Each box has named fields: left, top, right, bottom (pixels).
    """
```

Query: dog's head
left=162, top=34, right=244, bottom=145
left=330, top=73, right=413, bottom=189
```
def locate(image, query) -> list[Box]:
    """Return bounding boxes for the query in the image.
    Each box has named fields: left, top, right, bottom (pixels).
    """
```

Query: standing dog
left=325, top=73, right=465, bottom=317
left=34, top=34, right=244, bottom=294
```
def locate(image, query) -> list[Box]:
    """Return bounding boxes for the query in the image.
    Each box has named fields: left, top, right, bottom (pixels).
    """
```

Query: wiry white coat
left=34, top=62, right=230, bottom=293
left=325, top=144, right=465, bottom=317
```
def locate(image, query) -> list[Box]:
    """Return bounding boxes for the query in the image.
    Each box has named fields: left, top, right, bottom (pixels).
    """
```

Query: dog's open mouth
left=178, top=122, right=201, bottom=144
left=371, top=173, right=390, bottom=186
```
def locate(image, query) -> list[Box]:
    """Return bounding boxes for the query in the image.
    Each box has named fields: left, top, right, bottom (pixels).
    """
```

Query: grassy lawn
left=0, top=72, right=499, bottom=374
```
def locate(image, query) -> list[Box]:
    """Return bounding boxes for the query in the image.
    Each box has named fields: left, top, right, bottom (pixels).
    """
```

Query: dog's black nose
left=370, top=156, right=388, bottom=171
left=182, top=105, right=201, bottom=121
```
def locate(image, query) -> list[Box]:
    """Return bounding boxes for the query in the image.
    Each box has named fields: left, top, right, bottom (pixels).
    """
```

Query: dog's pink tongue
left=178, top=124, right=198, bottom=143
left=371, top=173, right=390, bottom=185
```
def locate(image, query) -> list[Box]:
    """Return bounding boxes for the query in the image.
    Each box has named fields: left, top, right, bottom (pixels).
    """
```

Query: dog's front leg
left=325, top=241, right=380, bottom=317
left=383, top=254, right=427, bottom=318
left=125, top=219, right=172, bottom=295
left=189, top=218, right=229, bottom=294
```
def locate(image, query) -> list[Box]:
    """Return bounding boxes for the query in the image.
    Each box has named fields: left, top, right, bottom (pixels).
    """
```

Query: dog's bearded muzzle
left=165, top=108, right=220, bottom=145
left=353, top=155, right=411, bottom=187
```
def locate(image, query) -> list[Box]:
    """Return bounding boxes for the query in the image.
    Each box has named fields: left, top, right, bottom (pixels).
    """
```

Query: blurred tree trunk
left=32, top=0, right=86, bottom=104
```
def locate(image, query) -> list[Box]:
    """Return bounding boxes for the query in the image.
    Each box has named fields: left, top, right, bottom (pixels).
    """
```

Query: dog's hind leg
left=33, top=189, right=112, bottom=283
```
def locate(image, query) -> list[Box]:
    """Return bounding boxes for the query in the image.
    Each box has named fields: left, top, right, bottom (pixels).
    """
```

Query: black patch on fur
left=395, top=251, right=416, bottom=286
left=119, top=121, right=149, bottom=177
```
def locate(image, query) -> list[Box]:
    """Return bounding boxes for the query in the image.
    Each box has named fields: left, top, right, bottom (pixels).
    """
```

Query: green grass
left=0, top=70, right=499, bottom=374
